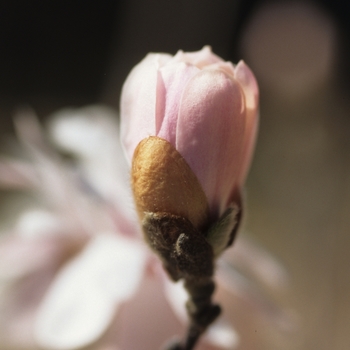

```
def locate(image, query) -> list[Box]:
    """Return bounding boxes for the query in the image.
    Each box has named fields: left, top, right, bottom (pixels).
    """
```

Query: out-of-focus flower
left=0, top=106, right=292, bottom=350
left=120, top=46, right=259, bottom=223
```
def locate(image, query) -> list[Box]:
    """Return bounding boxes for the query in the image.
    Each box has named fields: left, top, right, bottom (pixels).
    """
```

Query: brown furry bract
left=131, top=136, right=209, bottom=230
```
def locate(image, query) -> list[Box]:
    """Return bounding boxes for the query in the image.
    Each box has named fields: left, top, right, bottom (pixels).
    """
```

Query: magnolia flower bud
left=121, top=47, right=259, bottom=348
left=120, top=46, right=259, bottom=262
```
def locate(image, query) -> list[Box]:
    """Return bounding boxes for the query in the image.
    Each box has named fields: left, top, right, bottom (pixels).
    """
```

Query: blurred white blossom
left=0, top=106, right=294, bottom=350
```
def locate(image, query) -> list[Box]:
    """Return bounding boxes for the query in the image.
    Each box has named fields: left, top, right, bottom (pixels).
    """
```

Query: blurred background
left=0, top=0, right=349, bottom=349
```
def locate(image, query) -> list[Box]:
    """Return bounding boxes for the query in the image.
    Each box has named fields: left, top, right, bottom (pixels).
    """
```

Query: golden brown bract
left=131, top=136, right=209, bottom=230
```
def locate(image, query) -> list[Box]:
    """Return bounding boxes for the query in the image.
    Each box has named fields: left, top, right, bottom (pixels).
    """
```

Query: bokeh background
left=0, top=0, right=350, bottom=349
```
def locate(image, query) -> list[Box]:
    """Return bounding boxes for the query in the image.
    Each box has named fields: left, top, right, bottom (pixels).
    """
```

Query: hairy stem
left=166, top=278, right=221, bottom=350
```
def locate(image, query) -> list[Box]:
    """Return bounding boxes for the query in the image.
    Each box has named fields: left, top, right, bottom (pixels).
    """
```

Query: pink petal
left=233, top=61, right=259, bottom=185
left=0, top=268, right=57, bottom=349
left=0, top=158, right=38, bottom=189
left=0, top=236, right=65, bottom=349
left=35, top=233, right=147, bottom=349
left=171, top=46, right=223, bottom=68
left=15, top=112, right=117, bottom=238
left=120, top=53, right=172, bottom=162
left=48, top=105, right=119, bottom=159
left=234, top=61, right=259, bottom=111
left=15, top=209, right=66, bottom=240
left=204, top=61, right=236, bottom=78
left=112, top=273, right=183, bottom=350
left=0, top=235, right=64, bottom=280
left=48, top=106, right=138, bottom=237
left=156, top=62, right=200, bottom=145
left=176, top=69, right=246, bottom=218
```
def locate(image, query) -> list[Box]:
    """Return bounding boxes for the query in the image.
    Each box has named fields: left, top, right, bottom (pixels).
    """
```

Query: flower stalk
left=133, top=139, right=238, bottom=349
left=172, top=278, right=221, bottom=350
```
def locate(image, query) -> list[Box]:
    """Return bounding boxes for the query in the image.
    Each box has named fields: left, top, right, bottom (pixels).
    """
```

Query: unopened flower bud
left=120, top=46, right=259, bottom=262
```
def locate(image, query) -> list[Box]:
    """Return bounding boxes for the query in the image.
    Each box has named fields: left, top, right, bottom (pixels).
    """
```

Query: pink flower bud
left=120, top=46, right=259, bottom=221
